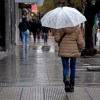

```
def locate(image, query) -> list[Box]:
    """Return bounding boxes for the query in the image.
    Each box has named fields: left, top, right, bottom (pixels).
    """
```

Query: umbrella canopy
left=41, top=6, right=86, bottom=29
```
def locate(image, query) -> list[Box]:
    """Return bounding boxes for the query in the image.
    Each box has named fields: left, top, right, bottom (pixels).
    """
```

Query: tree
left=84, top=0, right=96, bottom=51
left=39, top=0, right=55, bottom=13
left=82, top=0, right=100, bottom=56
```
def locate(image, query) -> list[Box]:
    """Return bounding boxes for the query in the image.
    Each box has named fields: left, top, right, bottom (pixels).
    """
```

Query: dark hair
left=98, top=22, right=100, bottom=28
left=22, top=17, right=27, bottom=22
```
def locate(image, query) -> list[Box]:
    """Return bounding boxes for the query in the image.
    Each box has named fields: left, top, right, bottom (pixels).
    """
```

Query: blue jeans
left=61, top=57, right=76, bottom=81
left=44, top=33, right=48, bottom=43
left=22, top=30, right=29, bottom=45
left=37, top=32, right=40, bottom=42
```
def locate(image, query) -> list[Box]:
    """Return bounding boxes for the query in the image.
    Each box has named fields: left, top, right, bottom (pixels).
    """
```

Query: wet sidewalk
left=0, top=36, right=100, bottom=100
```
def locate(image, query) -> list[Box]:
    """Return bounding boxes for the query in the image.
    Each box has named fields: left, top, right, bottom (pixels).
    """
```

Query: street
left=0, top=36, right=100, bottom=100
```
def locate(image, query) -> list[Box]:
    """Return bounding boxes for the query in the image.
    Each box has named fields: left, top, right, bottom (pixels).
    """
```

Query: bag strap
left=58, top=33, right=66, bottom=46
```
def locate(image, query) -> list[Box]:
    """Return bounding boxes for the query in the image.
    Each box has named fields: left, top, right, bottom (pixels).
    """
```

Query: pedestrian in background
left=37, top=20, right=42, bottom=42
left=31, top=18, right=38, bottom=42
left=54, top=26, right=84, bottom=92
left=41, top=26, right=49, bottom=44
left=28, top=19, right=33, bottom=35
left=19, top=17, right=29, bottom=46
left=19, top=19, right=22, bottom=42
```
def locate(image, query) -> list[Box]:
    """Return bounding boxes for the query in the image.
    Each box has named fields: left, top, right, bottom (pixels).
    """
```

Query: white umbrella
left=41, top=6, right=86, bottom=29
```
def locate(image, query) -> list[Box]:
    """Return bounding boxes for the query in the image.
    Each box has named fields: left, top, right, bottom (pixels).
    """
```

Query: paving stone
left=44, top=86, right=68, bottom=100
left=67, top=87, right=91, bottom=100
left=0, top=83, right=100, bottom=100
left=0, top=87, right=22, bottom=100
left=21, top=87, right=43, bottom=100
left=86, top=87, right=100, bottom=100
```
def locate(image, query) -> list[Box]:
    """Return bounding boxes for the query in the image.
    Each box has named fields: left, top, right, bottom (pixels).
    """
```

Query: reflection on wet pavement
left=0, top=45, right=100, bottom=87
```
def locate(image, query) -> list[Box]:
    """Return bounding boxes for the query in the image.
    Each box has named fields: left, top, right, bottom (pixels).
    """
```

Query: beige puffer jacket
left=54, top=26, right=84, bottom=57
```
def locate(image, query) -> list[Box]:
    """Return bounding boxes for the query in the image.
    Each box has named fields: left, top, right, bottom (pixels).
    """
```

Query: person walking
left=18, top=19, right=23, bottom=42
left=19, top=17, right=29, bottom=46
left=37, top=20, right=42, bottom=42
left=42, top=26, right=49, bottom=44
left=54, top=26, right=84, bottom=92
left=31, top=18, right=38, bottom=42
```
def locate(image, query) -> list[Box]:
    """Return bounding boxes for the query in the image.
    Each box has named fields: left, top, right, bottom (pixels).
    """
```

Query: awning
left=15, top=0, right=44, bottom=7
